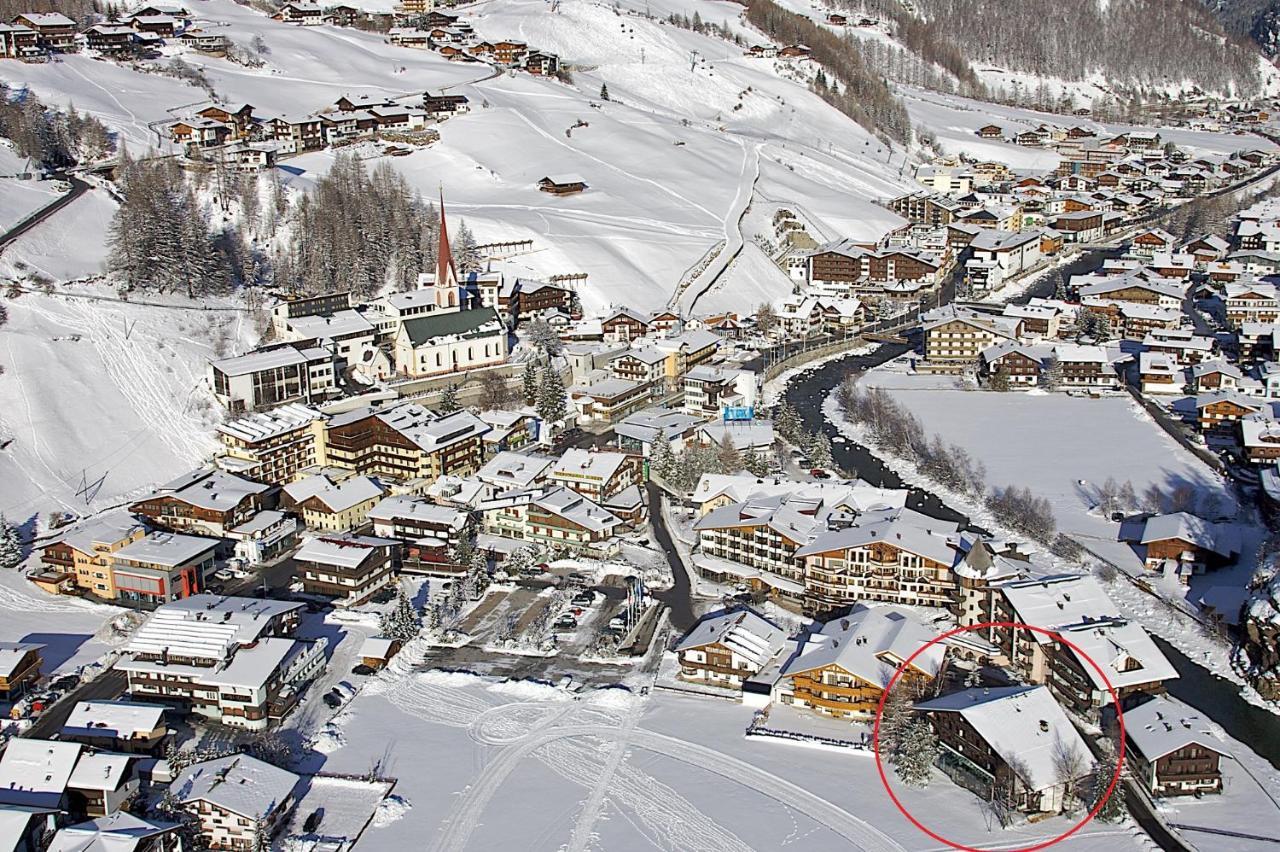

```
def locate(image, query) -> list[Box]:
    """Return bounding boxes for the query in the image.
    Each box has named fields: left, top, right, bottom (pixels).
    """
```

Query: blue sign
left=723, top=406, right=754, bottom=422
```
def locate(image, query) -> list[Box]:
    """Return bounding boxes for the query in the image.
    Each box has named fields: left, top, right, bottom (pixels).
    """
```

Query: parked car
left=351, top=664, right=375, bottom=676
left=554, top=614, right=578, bottom=630
left=213, top=568, right=235, bottom=582
left=607, top=616, right=627, bottom=633
left=571, top=592, right=595, bottom=607
left=322, top=691, right=343, bottom=708
left=810, top=468, right=831, bottom=479
left=566, top=571, right=590, bottom=586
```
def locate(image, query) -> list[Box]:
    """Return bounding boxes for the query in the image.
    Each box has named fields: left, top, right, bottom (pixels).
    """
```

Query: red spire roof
left=437, top=191, right=457, bottom=288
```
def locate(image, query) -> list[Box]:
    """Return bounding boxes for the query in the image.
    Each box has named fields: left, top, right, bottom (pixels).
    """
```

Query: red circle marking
left=872, top=621, right=1126, bottom=852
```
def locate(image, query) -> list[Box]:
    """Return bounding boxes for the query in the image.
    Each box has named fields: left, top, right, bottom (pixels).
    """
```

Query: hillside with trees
left=833, top=0, right=1268, bottom=101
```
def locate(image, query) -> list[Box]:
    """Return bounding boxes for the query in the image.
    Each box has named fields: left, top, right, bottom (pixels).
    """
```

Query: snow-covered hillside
left=0, top=285, right=248, bottom=525
left=0, top=0, right=915, bottom=316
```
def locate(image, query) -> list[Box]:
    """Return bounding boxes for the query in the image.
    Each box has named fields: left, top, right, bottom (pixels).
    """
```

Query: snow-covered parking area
left=308, top=669, right=1149, bottom=851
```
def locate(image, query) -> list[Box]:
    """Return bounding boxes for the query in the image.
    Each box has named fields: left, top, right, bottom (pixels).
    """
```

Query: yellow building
left=772, top=605, right=945, bottom=720
left=38, top=512, right=148, bottom=600
left=281, top=473, right=386, bottom=532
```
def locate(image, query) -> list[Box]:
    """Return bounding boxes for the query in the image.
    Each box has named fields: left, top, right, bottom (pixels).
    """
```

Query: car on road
left=566, top=571, right=591, bottom=586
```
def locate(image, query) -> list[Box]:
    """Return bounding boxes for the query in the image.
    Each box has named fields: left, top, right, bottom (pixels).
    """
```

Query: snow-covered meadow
left=302, top=666, right=1152, bottom=852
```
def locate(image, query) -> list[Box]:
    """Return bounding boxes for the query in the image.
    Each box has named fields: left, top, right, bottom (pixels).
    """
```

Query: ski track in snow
left=21, top=298, right=212, bottom=465
left=413, top=683, right=904, bottom=852
left=563, top=694, right=645, bottom=852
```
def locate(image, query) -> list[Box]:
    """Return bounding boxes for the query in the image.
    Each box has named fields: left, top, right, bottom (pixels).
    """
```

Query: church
left=392, top=200, right=510, bottom=378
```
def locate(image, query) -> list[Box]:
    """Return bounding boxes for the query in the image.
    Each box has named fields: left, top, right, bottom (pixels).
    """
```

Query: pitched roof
left=782, top=605, right=945, bottom=683
left=0, top=739, right=82, bottom=808
left=1124, top=695, right=1226, bottom=761
left=916, top=686, right=1094, bottom=791
left=170, top=754, right=298, bottom=820
left=675, top=608, right=786, bottom=669
left=400, top=307, right=504, bottom=345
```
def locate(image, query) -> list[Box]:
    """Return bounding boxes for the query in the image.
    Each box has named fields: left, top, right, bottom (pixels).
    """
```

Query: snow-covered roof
left=0, top=642, right=43, bottom=679
left=62, top=700, right=166, bottom=740
left=66, top=753, right=134, bottom=793
left=216, top=403, right=322, bottom=443
left=697, top=419, right=775, bottom=451
left=358, top=636, right=397, bottom=660
left=210, top=346, right=307, bottom=376
left=124, top=595, right=301, bottom=661
left=551, top=449, right=632, bottom=483
left=1054, top=618, right=1178, bottom=694
left=1140, top=512, right=1241, bottom=557
left=294, top=536, right=384, bottom=569
left=783, top=605, right=945, bottom=685
left=374, top=405, right=491, bottom=453
left=47, top=813, right=175, bottom=852
left=1123, top=695, right=1226, bottom=761
left=171, top=754, right=298, bottom=820
left=996, top=574, right=1117, bottom=642
left=367, top=495, right=467, bottom=527
left=614, top=407, right=703, bottom=444
left=283, top=474, right=384, bottom=513
left=794, top=507, right=959, bottom=567
left=0, top=739, right=82, bottom=808
left=675, top=608, right=786, bottom=669
left=475, top=451, right=554, bottom=490
left=287, top=309, right=374, bottom=340
left=916, top=686, right=1094, bottom=791
left=113, top=532, right=217, bottom=568
left=16, top=12, right=75, bottom=25
left=151, top=468, right=269, bottom=512
left=201, top=637, right=296, bottom=689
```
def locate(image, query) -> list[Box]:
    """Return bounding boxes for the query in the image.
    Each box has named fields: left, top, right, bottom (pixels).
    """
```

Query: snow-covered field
left=0, top=0, right=915, bottom=316
left=857, top=362, right=1238, bottom=572
left=304, top=667, right=1150, bottom=852
left=0, top=285, right=246, bottom=525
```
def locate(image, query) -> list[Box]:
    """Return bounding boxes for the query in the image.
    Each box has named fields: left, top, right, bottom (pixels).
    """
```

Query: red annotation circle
left=872, top=621, right=1126, bottom=852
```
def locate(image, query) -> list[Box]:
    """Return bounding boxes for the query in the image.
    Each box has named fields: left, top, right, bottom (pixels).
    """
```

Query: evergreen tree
left=536, top=366, right=567, bottom=425
left=715, top=432, right=742, bottom=473
left=454, top=220, right=481, bottom=273
left=774, top=401, right=802, bottom=442
left=599, top=82, right=610, bottom=100
left=522, top=361, right=540, bottom=407
left=807, top=432, right=834, bottom=469
left=1089, top=738, right=1128, bottom=822
left=379, top=588, right=422, bottom=642
left=438, top=382, right=461, bottom=414
left=0, top=515, right=22, bottom=569
left=649, top=428, right=675, bottom=481
left=892, top=718, right=938, bottom=788
left=742, top=448, right=770, bottom=477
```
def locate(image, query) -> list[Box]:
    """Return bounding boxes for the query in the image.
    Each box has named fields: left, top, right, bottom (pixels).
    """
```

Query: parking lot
left=419, top=562, right=661, bottom=688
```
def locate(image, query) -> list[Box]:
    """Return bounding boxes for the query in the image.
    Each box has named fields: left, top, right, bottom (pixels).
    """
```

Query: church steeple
left=435, top=191, right=459, bottom=310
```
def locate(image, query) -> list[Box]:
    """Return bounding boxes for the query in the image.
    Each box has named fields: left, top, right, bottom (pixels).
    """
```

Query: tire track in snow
left=564, top=696, right=645, bottom=852
left=431, top=718, right=902, bottom=852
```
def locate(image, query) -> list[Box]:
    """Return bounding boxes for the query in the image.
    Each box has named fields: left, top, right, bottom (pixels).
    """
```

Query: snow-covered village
left=5, top=0, right=1280, bottom=850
